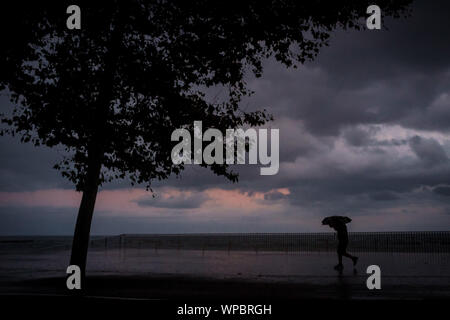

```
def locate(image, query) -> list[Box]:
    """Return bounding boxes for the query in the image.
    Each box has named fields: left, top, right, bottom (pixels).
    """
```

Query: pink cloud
left=0, top=187, right=292, bottom=217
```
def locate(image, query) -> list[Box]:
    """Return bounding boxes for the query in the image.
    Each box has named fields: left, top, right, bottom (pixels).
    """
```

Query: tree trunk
left=69, top=155, right=102, bottom=286
left=69, top=18, right=116, bottom=285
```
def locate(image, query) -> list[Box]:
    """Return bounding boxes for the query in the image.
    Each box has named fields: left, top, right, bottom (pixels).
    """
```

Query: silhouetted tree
left=0, top=1, right=411, bottom=282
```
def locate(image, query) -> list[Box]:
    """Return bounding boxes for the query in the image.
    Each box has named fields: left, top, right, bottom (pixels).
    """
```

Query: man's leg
left=334, top=244, right=344, bottom=270
left=342, top=251, right=358, bottom=266
left=342, top=252, right=354, bottom=259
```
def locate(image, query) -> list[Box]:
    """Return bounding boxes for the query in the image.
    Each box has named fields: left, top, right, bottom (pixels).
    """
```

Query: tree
left=0, top=0, right=411, bottom=283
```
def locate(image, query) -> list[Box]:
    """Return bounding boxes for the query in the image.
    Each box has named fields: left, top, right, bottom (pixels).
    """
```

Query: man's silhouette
left=323, top=216, right=358, bottom=271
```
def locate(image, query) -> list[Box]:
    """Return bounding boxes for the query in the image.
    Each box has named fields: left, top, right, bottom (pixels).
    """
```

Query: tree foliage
left=0, top=1, right=411, bottom=191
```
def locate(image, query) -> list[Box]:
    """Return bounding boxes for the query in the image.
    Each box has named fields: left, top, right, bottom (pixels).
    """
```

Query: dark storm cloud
left=342, top=126, right=408, bottom=148
left=409, top=136, right=449, bottom=165
left=317, top=4, right=450, bottom=84
left=342, top=126, right=378, bottom=147
left=432, top=185, right=450, bottom=197
left=0, top=135, right=72, bottom=192
left=403, top=92, right=450, bottom=132
left=263, top=190, right=289, bottom=201
left=369, top=191, right=400, bottom=201
left=245, top=0, right=450, bottom=136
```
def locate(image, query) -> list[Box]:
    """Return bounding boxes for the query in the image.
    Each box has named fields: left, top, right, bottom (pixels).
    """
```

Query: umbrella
left=322, top=216, right=352, bottom=226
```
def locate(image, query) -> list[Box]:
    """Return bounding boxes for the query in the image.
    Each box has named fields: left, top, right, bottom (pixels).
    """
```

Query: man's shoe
left=334, top=264, right=343, bottom=271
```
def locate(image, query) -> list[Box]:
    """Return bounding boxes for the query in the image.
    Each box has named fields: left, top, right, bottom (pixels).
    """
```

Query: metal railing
left=2, top=232, right=449, bottom=253
left=96, top=231, right=450, bottom=253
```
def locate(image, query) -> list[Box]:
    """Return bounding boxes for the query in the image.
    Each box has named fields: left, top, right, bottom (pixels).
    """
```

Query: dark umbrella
left=322, top=216, right=352, bottom=226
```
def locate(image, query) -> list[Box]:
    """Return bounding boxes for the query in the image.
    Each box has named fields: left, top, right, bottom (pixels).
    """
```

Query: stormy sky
left=1, top=0, right=450, bottom=235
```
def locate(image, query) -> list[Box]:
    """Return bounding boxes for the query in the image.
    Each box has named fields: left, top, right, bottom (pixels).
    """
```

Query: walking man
left=322, top=216, right=358, bottom=271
